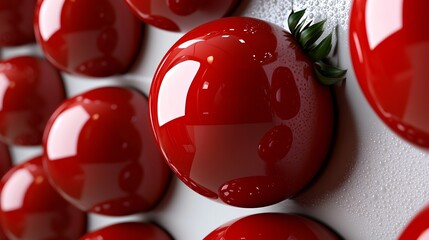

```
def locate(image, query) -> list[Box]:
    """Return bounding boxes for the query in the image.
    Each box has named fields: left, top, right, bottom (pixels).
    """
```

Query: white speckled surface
left=3, top=0, right=428, bottom=239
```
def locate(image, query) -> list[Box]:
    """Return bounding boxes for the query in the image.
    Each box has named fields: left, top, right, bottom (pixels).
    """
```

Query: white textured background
left=2, top=0, right=429, bottom=239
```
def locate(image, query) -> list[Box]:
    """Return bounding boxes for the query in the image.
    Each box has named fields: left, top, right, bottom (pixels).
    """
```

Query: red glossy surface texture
left=0, top=56, right=66, bottom=146
left=399, top=205, right=429, bottom=239
left=0, top=143, right=11, bottom=240
left=0, top=231, right=6, bottom=240
left=124, top=0, right=239, bottom=32
left=204, top=213, right=339, bottom=239
left=34, top=0, right=142, bottom=77
left=149, top=17, right=334, bottom=207
left=0, top=143, right=11, bottom=178
left=43, top=87, right=170, bottom=216
left=350, top=0, right=429, bottom=148
left=0, top=0, right=36, bottom=46
left=80, top=222, right=172, bottom=240
left=0, top=156, right=87, bottom=240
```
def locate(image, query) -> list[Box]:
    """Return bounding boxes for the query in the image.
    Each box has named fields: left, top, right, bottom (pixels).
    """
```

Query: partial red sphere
left=204, top=213, right=339, bottom=239
left=81, top=222, right=172, bottom=240
left=43, top=86, right=171, bottom=216
left=399, top=205, right=429, bottom=239
left=0, top=0, right=36, bottom=46
left=34, top=0, right=142, bottom=77
left=0, top=156, right=87, bottom=240
left=149, top=17, right=334, bottom=207
left=124, top=0, right=239, bottom=32
left=0, top=56, right=66, bottom=146
left=350, top=0, right=429, bottom=148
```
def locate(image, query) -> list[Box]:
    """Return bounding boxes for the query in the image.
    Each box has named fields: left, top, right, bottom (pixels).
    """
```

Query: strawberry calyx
left=288, top=9, right=347, bottom=85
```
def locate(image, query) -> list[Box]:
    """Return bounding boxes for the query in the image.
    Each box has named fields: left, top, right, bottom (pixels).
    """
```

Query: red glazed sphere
left=0, top=56, right=66, bottom=146
left=204, top=213, right=339, bottom=239
left=43, top=86, right=170, bottom=216
left=80, top=222, right=172, bottom=240
left=399, top=205, right=429, bottom=239
left=34, top=0, right=142, bottom=77
left=0, top=0, right=36, bottom=46
left=149, top=17, right=334, bottom=207
left=124, top=0, right=239, bottom=32
left=350, top=0, right=429, bottom=148
left=0, top=156, right=87, bottom=240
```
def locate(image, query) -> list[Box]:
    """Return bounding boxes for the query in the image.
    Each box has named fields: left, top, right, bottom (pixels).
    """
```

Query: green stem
left=287, top=9, right=347, bottom=85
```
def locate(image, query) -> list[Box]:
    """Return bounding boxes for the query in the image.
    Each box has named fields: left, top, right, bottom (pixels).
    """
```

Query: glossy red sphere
left=43, top=86, right=170, bottom=216
left=350, top=0, right=429, bottom=148
left=80, top=222, right=172, bottom=240
left=149, top=17, right=334, bottom=207
left=399, top=205, right=429, bottom=239
left=204, top=213, right=339, bottom=239
left=0, top=0, right=36, bottom=46
left=34, top=0, right=142, bottom=77
left=0, top=156, right=87, bottom=240
left=0, top=56, right=66, bottom=146
left=124, top=0, right=239, bottom=32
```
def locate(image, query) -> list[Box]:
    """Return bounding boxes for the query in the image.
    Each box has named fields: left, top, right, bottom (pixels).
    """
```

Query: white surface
left=2, top=0, right=429, bottom=239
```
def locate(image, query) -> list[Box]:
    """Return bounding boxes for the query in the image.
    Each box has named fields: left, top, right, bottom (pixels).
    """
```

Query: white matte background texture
left=2, top=0, right=428, bottom=239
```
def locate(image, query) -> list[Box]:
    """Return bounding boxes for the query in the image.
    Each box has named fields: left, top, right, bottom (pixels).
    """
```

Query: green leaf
left=308, top=33, right=332, bottom=61
left=287, top=9, right=348, bottom=86
left=301, top=20, right=313, bottom=32
left=288, top=9, right=306, bottom=35
left=299, top=20, right=326, bottom=49
left=314, top=61, right=347, bottom=85
left=294, top=20, right=306, bottom=40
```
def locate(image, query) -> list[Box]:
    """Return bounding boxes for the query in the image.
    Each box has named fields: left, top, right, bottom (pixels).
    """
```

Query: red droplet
left=34, top=0, right=142, bottom=77
left=350, top=0, right=429, bottom=148
left=0, top=56, right=66, bottom=146
left=43, top=87, right=171, bottom=216
left=0, top=156, right=87, bottom=240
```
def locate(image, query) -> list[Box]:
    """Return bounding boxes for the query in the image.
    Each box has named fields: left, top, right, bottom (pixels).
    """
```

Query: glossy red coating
left=124, top=0, right=239, bottom=32
left=149, top=17, right=334, bottom=208
left=350, top=0, right=429, bottom=148
left=34, top=0, right=142, bottom=77
left=204, top=213, right=339, bottom=239
left=43, top=86, right=171, bottom=216
left=0, top=156, right=87, bottom=240
left=399, top=205, right=429, bottom=239
left=80, top=222, right=172, bottom=240
left=0, top=143, right=10, bottom=240
left=0, top=142, right=11, bottom=178
left=0, top=0, right=36, bottom=46
left=0, top=56, right=66, bottom=146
